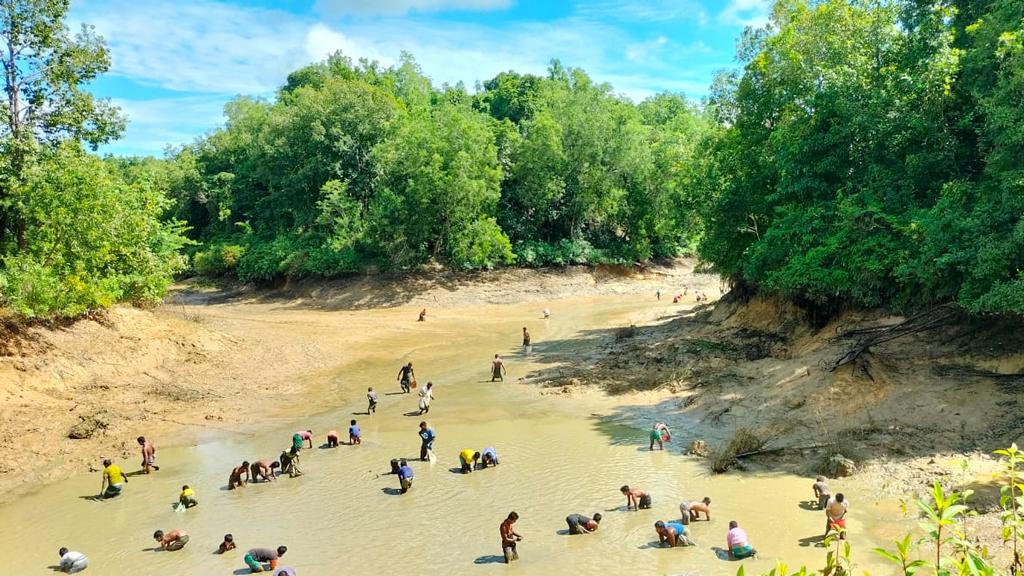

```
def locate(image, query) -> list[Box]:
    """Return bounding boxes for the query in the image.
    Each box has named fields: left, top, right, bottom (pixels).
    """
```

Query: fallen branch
left=825, top=305, right=956, bottom=372
left=732, top=442, right=831, bottom=460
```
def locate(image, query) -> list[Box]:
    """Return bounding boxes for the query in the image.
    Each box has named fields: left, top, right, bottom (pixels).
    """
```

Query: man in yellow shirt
left=179, top=485, right=198, bottom=508
left=100, top=459, right=127, bottom=499
left=459, top=449, right=480, bottom=473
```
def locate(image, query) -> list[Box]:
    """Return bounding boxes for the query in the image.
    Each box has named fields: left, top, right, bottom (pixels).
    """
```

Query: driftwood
left=731, top=442, right=831, bottom=460
left=824, top=305, right=957, bottom=372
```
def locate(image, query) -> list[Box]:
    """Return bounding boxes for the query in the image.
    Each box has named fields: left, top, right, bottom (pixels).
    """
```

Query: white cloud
left=70, top=0, right=734, bottom=155
left=314, top=0, right=512, bottom=17
left=106, top=96, right=228, bottom=155
left=573, top=0, right=709, bottom=25
left=304, top=23, right=393, bottom=67
left=718, top=0, right=772, bottom=27
left=73, top=0, right=384, bottom=95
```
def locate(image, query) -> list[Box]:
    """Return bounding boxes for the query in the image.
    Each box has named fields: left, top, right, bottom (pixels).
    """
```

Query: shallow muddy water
left=1, top=295, right=911, bottom=574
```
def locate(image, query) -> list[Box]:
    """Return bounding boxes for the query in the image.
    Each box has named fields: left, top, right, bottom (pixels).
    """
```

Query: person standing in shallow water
left=397, top=362, right=415, bottom=393
left=418, top=421, right=436, bottom=461
left=417, top=381, right=434, bottom=414
left=137, top=436, right=159, bottom=473
left=824, top=493, right=848, bottom=539
left=500, top=512, right=523, bottom=563
left=491, top=354, right=506, bottom=382
left=522, top=327, right=532, bottom=354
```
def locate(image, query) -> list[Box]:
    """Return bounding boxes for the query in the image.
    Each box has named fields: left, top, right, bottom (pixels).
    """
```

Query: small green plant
left=746, top=446, right=1024, bottom=576
left=994, top=444, right=1024, bottom=575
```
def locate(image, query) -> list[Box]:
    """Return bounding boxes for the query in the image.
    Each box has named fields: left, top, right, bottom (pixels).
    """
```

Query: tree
left=0, top=0, right=124, bottom=249
left=0, top=145, right=186, bottom=316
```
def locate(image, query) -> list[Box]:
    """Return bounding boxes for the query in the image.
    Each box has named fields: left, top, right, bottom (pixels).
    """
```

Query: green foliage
left=699, top=0, right=1024, bottom=317
left=753, top=445, right=1024, bottom=576
left=192, top=243, right=245, bottom=277
left=514, top=239, right=604, bottom=267
left=167, top=52, right=711, bottom=281
left=0, top=0, right=175, bottom=319
left=450, top=218, right=515, bottom=270
left=0, top=146, right=187, bottom=317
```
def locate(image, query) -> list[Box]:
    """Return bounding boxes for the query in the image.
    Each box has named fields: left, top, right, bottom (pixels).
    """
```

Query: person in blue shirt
left=655, top=520, right=695, bottom=547
left=398, top=460, right=414, bottom=493
left=349, top=420, right=361, bottom=445
left=481, top=447, right=499, bottom=468
left=418, top=421, right=435, bottom=461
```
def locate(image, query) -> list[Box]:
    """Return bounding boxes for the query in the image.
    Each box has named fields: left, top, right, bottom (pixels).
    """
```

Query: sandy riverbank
left=0, top=260, right=716, bottom=502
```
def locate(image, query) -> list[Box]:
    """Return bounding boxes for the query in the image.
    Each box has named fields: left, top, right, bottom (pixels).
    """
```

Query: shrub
left=450, top=217, right=515, bottom=269
left=0, top=146, right=187, bottom=317
left=193, top=243, right=246, bottom=277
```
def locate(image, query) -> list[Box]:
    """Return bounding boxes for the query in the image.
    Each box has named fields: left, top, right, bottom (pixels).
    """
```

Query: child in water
left=367, top=387, right=377, bottom=414
left=349, top=420, right=362, bottom=445
left=217, top=534, right=236, bottom=554
left=178, top=485, right=198, bottom=508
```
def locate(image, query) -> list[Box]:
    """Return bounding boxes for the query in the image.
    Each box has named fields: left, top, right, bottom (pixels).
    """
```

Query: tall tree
left=0, top=0, right=123, bottom=249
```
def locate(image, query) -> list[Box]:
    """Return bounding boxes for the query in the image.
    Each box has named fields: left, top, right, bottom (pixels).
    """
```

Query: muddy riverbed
left=0, top=287, right=912, bottom=574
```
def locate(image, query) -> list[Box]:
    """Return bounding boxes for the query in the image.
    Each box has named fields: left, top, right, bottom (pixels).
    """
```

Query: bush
left=450, top=217, right=515, bottom=269
left=193, top=243, right=246, bottom=277
left=514, top=239, right=596, bottom=267
left=0, top=146, right=187, bottom=317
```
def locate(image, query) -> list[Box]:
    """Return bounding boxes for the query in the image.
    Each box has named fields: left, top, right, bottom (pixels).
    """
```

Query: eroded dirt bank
left=530, top=291, right=1024, bottom=468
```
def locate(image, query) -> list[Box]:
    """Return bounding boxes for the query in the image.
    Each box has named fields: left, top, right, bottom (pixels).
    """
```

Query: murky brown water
left=1, top=295, right=910, bottom=574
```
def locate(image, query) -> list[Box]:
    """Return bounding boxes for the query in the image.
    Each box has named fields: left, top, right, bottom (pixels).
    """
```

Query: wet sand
left=1, top=293, right=911, bottom=574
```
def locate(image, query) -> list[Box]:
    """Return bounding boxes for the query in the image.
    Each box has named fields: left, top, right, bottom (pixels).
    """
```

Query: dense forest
left=0, top=0, right=1021, bottom=317
left=139, top=56, right=716, bottom=279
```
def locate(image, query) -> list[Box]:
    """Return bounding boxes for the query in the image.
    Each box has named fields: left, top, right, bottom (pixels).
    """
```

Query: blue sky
left=69, top=0, right=772, bottom=156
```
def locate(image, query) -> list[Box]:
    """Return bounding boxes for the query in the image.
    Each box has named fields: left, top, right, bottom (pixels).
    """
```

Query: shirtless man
left=137, top=436, right=159, bottom=473
left=522, top=327, right=531, bottom=352
left=688, top=497, right=712, bottom=521
left=490, top=354, right=506, bottom=382
left=228, top=461, right=250, bottom=489
left=824, top=493, right=848, bottom=540
left=397, top=362, right=415, bottom=393
left=500, top=512, right=523, bottom=563
left=152, top=529, right=189, bottom=551
left=250, top=459, right=277, bottom=483
left=621, top=485, right=651, bottom=510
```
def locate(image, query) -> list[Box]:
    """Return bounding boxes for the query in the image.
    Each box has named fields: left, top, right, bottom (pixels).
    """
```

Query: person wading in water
left=397, top=362, right=415, bottom=393
left=490, top=354, right=506, bottom=382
